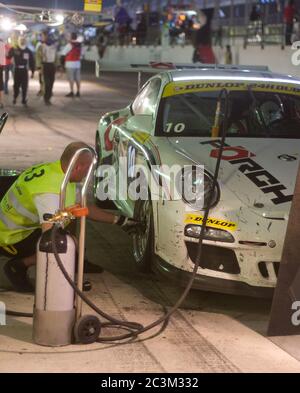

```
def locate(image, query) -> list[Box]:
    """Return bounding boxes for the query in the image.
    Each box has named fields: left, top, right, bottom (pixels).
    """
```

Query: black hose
left=6, top=310, right=33, bottom=317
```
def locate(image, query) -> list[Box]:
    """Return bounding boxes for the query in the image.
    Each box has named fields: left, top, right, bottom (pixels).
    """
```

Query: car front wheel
left=132, top=198, right=154, bottom=272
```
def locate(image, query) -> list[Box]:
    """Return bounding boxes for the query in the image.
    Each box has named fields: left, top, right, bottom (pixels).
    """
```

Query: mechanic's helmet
left=256, top=100, right=283, bottom=127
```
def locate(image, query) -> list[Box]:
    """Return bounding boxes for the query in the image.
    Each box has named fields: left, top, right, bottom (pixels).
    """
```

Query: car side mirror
left=126, top=114, right=153, bottom=133
left=0, top=112, right=8, bottom=136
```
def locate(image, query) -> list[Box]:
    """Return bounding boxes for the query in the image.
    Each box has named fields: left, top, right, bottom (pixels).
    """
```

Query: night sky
left=0, top=0, right=116, bottom=11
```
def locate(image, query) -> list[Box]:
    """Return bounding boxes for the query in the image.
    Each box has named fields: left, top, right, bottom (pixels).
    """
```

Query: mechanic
left=0, top=141, right=139, bottom=292
left=8, top=36, right=35, bottom=106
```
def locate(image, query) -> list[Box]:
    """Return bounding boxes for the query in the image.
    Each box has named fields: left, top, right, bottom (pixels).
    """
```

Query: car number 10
left=165, top=122, right=186, bottom=133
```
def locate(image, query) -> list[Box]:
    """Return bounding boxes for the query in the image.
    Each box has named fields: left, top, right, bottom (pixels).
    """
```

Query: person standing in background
left=0, top=38, right=6, bottom=108
left=4, top=38, right=13, bottom=95
left=249, top=4, right=261, bottom=22
left=35, top=35, right=44, bottom=97
left=284, top=0, right=297, bottom=45
left=8, top=36, right=35, bottom=106
left=41, top=32, right=57, bottom=106
left=61, top=33, right=82, bottom=98
left=224, top=45, right=233, bottom=64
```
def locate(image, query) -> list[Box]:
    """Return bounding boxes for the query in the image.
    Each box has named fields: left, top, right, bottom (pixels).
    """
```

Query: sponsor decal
left=162, top=81, right=300, bottom=98
left=84, top=0, right=102, bottom=12
left=185, top=213, right=237, bottom=231
left=201, top=140, right=293, bottom=205
left=132, top=131, right=151, bottom=145
left=278, top=154, right=297, bottom=162
left=104, top=116, right=127, bottom=152
left=210, top=145, right=256, bottom=161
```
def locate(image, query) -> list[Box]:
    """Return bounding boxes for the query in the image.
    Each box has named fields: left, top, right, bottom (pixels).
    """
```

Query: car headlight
left=185, top=224, right=235, bottom=243
left=176, top=166, right=219, bottom=210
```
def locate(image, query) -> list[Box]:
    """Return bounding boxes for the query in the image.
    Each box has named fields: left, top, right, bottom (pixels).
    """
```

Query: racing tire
left=94, top=132, right=116, bottom=210
left=132, top=198, right=154, bottom=273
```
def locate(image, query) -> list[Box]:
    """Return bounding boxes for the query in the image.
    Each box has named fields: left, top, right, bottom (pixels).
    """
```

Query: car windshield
left=156, top=86, right=300, bottom=138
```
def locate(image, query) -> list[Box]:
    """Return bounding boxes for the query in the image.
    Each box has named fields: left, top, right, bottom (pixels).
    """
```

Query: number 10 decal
left=165, top=122, right=186, bottom=133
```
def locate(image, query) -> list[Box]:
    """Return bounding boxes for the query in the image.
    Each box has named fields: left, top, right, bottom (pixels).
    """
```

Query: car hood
left=167, top=137, right=300, bottom=218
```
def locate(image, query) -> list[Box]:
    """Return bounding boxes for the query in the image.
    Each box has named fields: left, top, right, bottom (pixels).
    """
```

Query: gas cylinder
left=33, top=227, right=76, bottom=346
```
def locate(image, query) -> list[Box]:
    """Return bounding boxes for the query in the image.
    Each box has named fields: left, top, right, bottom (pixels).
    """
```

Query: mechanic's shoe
left=76, top=91, right=80, bottom=97
left=22, top=100, right=28, bottom=107
left=83, top=280, right=92, bottom=292
left=45, top=100, right=52, bottom=106
left=3, top=258, right=34, bottom=293
left=13, top=98, right=16, bottom=105
left=65, top=92, right=74, bottom=97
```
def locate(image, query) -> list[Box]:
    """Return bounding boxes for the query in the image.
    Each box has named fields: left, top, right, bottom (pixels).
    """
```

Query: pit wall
left=84, top=39, right=300, bottom=79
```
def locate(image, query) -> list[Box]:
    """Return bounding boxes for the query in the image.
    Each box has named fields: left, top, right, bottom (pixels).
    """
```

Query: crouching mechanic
left=0, top=142, right=140, bottom=292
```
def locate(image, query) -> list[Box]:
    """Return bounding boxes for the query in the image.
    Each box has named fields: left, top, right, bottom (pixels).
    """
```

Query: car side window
left=131, top=78, right=161, bottom=116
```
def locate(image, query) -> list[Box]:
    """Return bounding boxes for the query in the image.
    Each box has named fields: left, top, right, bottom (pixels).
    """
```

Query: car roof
left=166, top=68, right=300, bottom=84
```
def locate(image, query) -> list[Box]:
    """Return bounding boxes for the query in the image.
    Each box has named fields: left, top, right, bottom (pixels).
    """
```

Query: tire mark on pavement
left=147, top=278, right=240, bottom=372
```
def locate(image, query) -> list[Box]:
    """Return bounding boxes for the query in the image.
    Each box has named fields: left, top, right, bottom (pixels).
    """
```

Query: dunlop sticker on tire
left=185, top=214, right=237, bottom=231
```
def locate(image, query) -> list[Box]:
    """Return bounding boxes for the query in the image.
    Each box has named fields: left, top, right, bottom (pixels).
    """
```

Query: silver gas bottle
left=33, top=228, right=76, bottom=346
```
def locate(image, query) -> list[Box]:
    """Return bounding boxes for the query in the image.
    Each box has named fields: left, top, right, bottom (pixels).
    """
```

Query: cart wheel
left=83, top=280, right=92, bottom=292
left=74, top=315, right=101, bottom=344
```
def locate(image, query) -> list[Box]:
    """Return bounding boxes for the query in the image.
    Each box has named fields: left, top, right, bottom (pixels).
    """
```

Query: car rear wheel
left=132, top=198, right=154, bottom=272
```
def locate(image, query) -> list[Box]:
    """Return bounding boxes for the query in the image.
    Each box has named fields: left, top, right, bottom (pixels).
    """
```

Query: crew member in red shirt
left=284, top=0, right=297, bottom=45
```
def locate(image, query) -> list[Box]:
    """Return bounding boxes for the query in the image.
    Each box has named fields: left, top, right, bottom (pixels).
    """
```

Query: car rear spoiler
left=95, top=61, right=270, bottom=90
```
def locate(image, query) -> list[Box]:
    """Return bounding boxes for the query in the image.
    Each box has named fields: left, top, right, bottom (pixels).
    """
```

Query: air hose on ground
left=6, top=89, right=230, bottom=343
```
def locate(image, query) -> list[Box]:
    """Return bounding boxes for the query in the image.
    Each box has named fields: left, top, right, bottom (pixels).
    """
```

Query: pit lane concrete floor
left=0, top=72, right=300, bottom=373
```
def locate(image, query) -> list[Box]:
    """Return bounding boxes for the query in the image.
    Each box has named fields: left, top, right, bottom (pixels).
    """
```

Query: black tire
left=132, top=198, right=154, bottom=273
left=74, top=315, right=101, bottom=344
left=94, top=132, right=116, bottom=209
left=95, top=131, right=101, bottom=161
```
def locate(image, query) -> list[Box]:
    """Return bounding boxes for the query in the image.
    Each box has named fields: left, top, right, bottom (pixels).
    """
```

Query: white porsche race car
left=95, top=66, right=300, bottom=297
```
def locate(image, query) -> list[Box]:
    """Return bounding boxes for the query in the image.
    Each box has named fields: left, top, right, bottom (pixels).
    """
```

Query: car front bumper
left=154, top=253, right=275, bottom=298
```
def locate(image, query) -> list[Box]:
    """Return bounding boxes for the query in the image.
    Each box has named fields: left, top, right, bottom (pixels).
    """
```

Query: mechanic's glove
left=115, top=215, right=144, bottom=234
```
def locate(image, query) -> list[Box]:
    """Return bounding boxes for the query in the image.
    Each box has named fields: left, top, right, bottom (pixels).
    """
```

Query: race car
left=94, top=66, right=300, bottom=297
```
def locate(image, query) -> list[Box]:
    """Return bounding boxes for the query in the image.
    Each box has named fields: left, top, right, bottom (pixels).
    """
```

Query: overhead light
left=55, top=14, right=64, bottom=24
left=15, top=24, right=27, bottom=32
left=1, top=18, right=13, bottom=31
